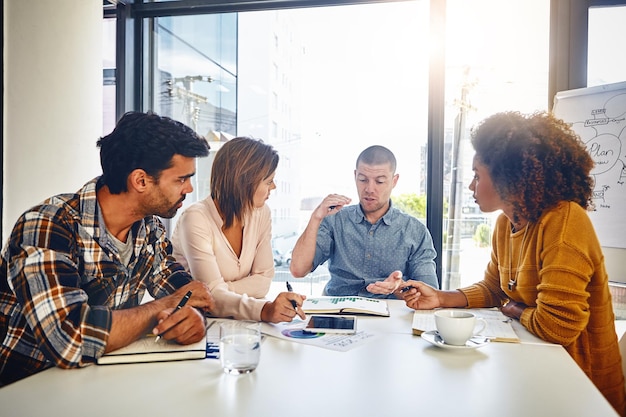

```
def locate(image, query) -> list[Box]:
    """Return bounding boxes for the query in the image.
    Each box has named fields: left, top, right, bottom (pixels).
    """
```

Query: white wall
left=3, top=0, right=103, bottom=243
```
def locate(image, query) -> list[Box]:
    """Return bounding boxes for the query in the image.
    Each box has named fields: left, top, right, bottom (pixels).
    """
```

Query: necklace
left=508, top=223, right=529, bottom=291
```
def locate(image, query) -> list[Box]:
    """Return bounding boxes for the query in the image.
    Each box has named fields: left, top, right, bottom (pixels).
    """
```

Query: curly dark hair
left=470, top=111, right=594, bottom=224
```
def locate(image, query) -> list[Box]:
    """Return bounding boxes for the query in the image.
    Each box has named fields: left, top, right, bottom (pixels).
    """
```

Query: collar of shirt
left=353, top=200, right=396, bottom=226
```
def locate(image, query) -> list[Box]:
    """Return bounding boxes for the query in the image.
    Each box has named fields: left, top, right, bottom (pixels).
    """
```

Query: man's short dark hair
left=356, top=145, right=397, bottom=173
left=97, top=111, right=210, bottom=194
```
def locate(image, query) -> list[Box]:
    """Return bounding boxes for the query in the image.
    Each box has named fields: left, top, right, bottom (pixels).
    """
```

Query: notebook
left=97, top=334, right=206, bottom=365
left=302, top=296, right=390, bottom=317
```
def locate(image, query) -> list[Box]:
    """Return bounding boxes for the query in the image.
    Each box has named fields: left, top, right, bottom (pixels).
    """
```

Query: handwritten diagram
left=554, top=82, right=626, bottom=248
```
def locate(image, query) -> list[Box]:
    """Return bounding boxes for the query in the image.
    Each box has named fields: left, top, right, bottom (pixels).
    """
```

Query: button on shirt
left=0, top=177, right=193, bottom=385
left=313, top=202, right=439, bottom=298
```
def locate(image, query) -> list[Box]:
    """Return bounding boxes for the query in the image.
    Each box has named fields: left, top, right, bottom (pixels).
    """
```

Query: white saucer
left=421, top=330, right=490, bottom=350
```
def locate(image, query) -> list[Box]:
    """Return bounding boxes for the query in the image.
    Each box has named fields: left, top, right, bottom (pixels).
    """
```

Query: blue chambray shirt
left=312, top=202, right=439, bottom=298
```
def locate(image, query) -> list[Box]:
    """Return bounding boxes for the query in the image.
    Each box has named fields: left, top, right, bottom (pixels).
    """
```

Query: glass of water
left=219, top=320, right=261, bottom=375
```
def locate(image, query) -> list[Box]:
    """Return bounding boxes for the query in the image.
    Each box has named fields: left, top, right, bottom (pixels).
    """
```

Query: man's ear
left=128, top=169, right=148, bottom=192
left=392, top=173, right=400, bottom=187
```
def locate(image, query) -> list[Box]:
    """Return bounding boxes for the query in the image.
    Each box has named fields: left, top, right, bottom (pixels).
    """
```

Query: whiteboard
left=553, top=82, right=626, bottom=249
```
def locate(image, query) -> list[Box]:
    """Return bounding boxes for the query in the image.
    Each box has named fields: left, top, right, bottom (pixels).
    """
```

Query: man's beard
left=146, top=194, right=185, bottom=219
left=158, top=197, right=185, bottom=219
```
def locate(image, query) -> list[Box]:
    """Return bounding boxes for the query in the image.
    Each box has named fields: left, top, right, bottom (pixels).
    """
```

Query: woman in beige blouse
left=171, top=137, right=306, bottom=323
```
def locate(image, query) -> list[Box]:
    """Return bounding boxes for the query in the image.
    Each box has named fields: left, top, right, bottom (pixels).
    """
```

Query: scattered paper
left=260, top=319, right=378, bottom=352
left=412, top=308, right=520, bottom=343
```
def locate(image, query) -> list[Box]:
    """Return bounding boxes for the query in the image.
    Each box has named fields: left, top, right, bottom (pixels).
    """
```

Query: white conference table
left=0, top=301, right=618, bottom=417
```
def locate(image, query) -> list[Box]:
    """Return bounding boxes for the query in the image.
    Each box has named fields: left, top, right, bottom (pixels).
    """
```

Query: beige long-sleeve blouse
left=170, top=198, right=274, bottom=320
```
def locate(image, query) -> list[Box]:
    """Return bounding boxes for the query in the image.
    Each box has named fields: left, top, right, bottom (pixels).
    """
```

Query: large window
left=143, top=13, right=238, bottom=220
left=139, top=2, right=432, bottom=295
left=242, top=4, right=432, bottom=295
left=106, top=0, right=560, bottom=297
left=103, top=17, right=117, bottom=136
left=587, top=5, right=626, bottom=87
left=441, top=0, right=549, bottom=289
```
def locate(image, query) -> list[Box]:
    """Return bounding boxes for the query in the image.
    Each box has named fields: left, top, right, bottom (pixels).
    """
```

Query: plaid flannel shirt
left=0, top=177, right=193, bottom=385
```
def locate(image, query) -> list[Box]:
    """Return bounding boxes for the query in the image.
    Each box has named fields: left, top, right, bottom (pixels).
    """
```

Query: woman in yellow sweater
left=375, top=111, right=625, bottom=415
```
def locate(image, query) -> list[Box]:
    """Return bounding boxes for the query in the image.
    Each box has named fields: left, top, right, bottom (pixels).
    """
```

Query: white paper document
left=412, top=308, right=520, bottom=343
left=260, top=319, right=378, bottom=352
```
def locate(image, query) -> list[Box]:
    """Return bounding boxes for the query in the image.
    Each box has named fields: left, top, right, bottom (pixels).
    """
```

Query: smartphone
left=304, top=315, right=357, bottom=334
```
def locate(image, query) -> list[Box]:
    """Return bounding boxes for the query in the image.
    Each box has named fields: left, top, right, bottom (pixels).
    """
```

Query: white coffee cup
left=219, top=320, right=262, bottom=374
left=434, top=310, right=487, bottom=346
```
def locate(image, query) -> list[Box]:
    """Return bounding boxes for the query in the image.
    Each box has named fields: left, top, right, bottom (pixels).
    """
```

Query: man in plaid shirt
left=0, top=111, right=215, bottom=385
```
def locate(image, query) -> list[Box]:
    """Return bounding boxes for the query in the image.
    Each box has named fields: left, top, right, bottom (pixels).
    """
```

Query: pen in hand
left=285, top=281, right=298, bottom=310
left=155, top=290, right=192, bottom=343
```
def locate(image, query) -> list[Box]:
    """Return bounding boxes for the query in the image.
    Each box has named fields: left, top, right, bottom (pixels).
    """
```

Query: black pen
left=155, top=290, right=192, bottom=343
left=285, top=281, right=298, bottom=310
left=399, top=285, right=414, bottom=293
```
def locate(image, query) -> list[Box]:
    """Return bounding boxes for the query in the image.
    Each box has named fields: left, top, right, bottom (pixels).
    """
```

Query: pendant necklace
left=508, top=223, right=529, bottom=291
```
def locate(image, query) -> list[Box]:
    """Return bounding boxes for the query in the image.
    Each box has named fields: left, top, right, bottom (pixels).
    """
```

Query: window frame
left=106, top=0, right=624, bottom=287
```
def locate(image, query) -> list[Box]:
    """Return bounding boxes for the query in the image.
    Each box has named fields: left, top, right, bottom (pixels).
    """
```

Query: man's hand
left=152, top=281, right=215, bottom=345
left=366, top=270, right=403, bottom=295
left=171, top=281, right=215, bottom=313
left=312, top=194, right=351, bottom=221
left=290, top=194, right=351, bottom=278
left=152, top=305, right=206, bottom=345
left=106, top=281, right=215, bottom=352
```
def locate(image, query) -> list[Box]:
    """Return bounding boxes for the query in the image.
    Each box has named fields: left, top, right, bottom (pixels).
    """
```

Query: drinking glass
left=219, top=320, right=261, bottom=375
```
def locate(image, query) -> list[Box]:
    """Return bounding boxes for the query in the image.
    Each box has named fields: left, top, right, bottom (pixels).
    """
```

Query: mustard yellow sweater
left=460, top=201, right=625, bottom=416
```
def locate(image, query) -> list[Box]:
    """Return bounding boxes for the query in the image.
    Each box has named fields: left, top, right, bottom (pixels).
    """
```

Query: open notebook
left=97, top=334, right=206, bottom=365
left=302, top=296, right=390, bottom=317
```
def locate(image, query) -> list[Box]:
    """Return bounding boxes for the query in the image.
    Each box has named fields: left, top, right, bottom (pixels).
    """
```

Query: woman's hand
left=500, top=300, right=527, bottom=320
left=399, top=280, right=442, bottom=310
left=261, top=292, right=306, bottom=323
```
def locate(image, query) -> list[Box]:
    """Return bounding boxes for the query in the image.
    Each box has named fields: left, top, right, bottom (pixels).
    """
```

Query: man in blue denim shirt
left=290, top=145, right=438, bottom=298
